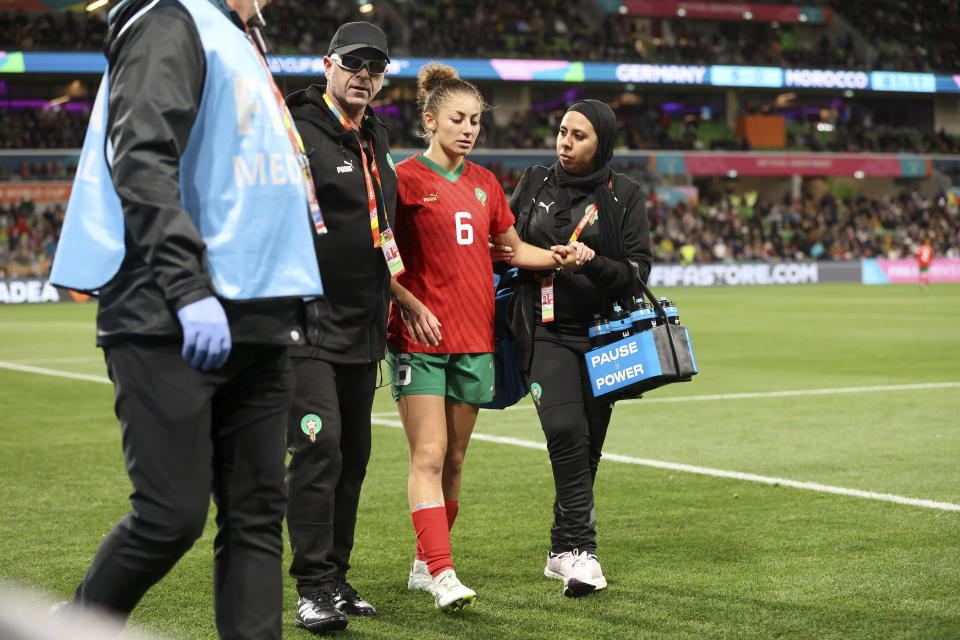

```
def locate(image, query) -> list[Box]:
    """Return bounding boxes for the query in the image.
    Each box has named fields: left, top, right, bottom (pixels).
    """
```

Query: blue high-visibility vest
left=51, top=0, right=323, bottom=300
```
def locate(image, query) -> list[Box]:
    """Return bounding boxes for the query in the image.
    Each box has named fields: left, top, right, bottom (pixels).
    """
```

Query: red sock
left=416, top=500, right=460, bottom=562
left=411, top=506, right=453, bottom=577
left=445, top=500, right=459, bottom=531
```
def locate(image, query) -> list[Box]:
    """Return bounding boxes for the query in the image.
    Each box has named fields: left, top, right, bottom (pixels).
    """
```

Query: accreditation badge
left=540, top=275, right=554, bottom=323
left=380, top=227, right=405, bottom=278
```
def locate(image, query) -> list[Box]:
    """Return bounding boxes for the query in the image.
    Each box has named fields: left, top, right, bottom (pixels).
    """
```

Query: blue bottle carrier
left=585, top=281, right=698, bottom=401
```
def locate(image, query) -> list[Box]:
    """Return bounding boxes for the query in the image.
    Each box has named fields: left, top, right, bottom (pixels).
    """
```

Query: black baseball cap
left=328, top=22, right=390, bottom=61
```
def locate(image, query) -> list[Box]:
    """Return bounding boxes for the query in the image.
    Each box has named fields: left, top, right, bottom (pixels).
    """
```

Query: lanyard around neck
left=566, top=178, right=613, bottom=244
left=230, top=3, right=326, bottom=234
left=322, top=92, right=385, bottom=248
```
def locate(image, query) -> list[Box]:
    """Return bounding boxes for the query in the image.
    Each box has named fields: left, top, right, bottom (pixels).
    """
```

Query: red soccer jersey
left=917, top=244, right=933, bottom=267
left=387, top=154, right=515, bottom=354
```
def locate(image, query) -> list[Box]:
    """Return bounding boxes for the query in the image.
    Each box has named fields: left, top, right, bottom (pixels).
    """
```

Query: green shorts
left=919, top=265, right=930, bottom=273
left=387, top=346, right=494, bottom=405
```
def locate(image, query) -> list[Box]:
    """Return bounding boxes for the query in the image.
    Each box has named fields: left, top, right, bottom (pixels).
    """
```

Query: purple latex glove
left=176, top=296, right=232, bottom=371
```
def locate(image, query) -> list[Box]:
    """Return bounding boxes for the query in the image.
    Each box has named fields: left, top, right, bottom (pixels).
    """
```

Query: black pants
left=285, top=358, right=377, bottom=595
left=74, top=341, right=293, bottom=640
left=527, top=327, right=613, bottom=554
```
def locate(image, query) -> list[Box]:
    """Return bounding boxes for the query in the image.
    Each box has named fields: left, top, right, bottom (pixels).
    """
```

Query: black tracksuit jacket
left=285, top=85, right=398, bottom=364
left=94, top=0, right=303, bottom=347
left=506, top=164, right=653, bottom=371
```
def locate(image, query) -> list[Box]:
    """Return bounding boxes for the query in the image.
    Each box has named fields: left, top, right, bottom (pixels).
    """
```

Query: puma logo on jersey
left=336, top=160, right=355, bottom=174
left=423, top=193, right=439, bottom=202
left=537, top=201, right=555, bottom=213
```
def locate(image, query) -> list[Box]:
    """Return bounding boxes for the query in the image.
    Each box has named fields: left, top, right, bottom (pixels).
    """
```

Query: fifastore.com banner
left=648, top=262, right=861, bottom=287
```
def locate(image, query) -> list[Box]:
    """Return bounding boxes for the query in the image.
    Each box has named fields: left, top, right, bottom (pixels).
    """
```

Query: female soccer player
left=387, top=62, right=593, bottom=611
left=503, top=100, right=653, bottom=597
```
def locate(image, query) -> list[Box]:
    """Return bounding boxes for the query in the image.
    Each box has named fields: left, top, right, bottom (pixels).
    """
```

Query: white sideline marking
left=370, top=417, right=960, bottom=513
left=4, top=360, right=958, bottom=512
left=0, top=361, right=111, bottom=385
left=9, top=356, right=103, bottom=364
left=369, top=381, right=960, bottom=418
left=507, top=381, right=960, bottom=410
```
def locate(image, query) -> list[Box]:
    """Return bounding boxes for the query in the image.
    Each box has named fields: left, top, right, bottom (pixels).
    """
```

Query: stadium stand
left=3, top=99, right=960, bottom=156
left=1, top=0, right=957, bottom=73
left=5, top=185, right=958, bottom=279
left=0, top=200, right=62, bottom=279
left=0, top=106, right=89, bottom=150
left=1, top=0, right=958, bottom=281
left=648, top=191, right=960, bottom=263
left=827, top=0, right=960, bottom=73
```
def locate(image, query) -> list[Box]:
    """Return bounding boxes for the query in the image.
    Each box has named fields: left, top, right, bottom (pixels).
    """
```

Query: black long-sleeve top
left=506, top=164, right=653, bottom=369
left=95, top=0, right=302, bottom=346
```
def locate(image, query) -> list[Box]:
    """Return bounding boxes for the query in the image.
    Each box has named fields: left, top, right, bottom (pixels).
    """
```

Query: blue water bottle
left=588, top=314, right=611, bottom=347
left=658, top=296, right=679, bottom=325
left=607, top=304, right=634, bottom=341
left=630, top=297, right=656, bottom=332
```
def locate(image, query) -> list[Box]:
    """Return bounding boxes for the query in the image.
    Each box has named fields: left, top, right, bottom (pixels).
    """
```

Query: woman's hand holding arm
left=492, top=226, right=564, bottom=270
left=390, top=280, right=442, bottom=346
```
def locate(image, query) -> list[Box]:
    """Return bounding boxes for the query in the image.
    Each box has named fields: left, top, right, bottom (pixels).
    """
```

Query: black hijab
left=552, top=99, right=622, bottom=258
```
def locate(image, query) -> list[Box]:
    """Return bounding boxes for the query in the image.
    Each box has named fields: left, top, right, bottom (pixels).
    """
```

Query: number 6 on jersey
left=455, top=211, right=473, bottom=246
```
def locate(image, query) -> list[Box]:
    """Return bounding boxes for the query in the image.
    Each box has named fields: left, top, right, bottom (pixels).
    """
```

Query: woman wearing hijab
left=498, top=99, right=653, bottom=598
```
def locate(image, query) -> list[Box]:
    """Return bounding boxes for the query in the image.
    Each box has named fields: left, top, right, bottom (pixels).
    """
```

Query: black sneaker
left=295, top=592, right=348, bottom=634
left=331, top=581, right=377, bottom=616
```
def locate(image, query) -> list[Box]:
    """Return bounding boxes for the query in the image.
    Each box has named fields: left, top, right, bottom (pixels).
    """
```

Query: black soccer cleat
left=295, top=592, right=348, bottom=634
left=331, top=581, right=377, bottom=616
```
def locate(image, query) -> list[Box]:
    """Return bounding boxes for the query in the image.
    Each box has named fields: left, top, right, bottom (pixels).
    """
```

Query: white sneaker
left=578, top=550, right=608, bottom=591
left=408, top=559, right=435, bottom=594
left=431, top=568, right=476, bottom=611
left=544, top=549, right=603, bottom=597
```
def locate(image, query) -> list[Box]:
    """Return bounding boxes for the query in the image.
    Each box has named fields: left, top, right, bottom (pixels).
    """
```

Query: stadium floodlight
left=85, top=0, right=108, bottom=12
left=358, top=0, right=374, bottom=14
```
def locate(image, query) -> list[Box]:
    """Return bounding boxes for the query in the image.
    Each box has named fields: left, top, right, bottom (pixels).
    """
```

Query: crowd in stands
left=4, top=98, right=960, bottom=161
left=648, top=190, right=960, bottom=264
left=604, top=15, right=864, bottom=69
left=0, top=107, right=88, bottom=150
left=395, top=0, right=596, bottom=60
left=828, top=0, right=960, bottom=73
left=4, top=183, right=957, bottom=280
left=8, top=184, right=958, bottom=279
left=0, top=200, right=62, bottom=279
left=376, top=100, right=960, bottom=155
left=2, top=0, right=958, bottom=74
left=0, top=8, right=104, bottom=50
left=0, top=159, right=77, bottom=181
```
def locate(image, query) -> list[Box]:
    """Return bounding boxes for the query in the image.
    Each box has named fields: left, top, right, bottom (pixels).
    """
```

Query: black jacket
left=94, top=0, right=303, bottom=347
left=506, top=164, right=652, bottom=371
left=286, top=85, right=398, bottom=363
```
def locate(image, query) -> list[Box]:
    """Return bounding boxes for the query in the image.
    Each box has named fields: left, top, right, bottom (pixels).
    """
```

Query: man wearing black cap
left=283, top=21, right=397, bottom=635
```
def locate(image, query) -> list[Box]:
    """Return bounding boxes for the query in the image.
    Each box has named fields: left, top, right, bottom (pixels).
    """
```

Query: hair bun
left=416, top=62, right=460, bottom=108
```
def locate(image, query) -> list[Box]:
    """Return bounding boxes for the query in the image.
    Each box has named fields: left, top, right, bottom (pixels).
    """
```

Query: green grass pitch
left=1, top=283, right=958, bottom=639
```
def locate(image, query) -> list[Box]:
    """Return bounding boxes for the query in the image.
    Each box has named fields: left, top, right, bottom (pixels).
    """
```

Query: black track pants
left=285, top=357, right=377, bottom=595
left=75, top=341, right=293, bottom=640
left=526, top=328, right=612, bottom=554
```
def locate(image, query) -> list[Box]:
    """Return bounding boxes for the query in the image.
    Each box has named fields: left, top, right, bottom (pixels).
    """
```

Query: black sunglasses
left=330, top=53, right=388, bottom=75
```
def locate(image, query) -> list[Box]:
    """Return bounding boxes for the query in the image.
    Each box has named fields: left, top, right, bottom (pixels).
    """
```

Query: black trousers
left=74, top=341, right=293, bottom=640
left=285, top=357, right=377, bottom=595
left=527, top=327, right=613, bottom=554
